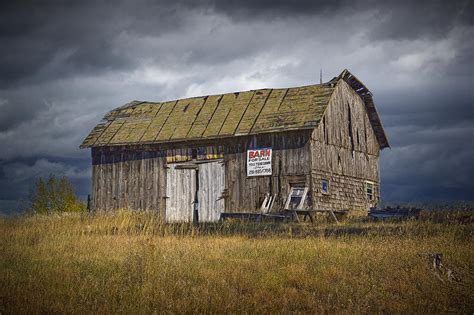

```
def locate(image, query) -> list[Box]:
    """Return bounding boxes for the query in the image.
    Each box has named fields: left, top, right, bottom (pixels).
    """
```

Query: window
left=365, top=181, right=374, bottom=201
left=284, top=186, right=308, bottom=210
left=321, top=179, right=329, bottom=194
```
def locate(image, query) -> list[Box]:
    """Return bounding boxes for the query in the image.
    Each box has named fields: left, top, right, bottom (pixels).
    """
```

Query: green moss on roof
left=81, top=83, right=335, bottom=148
left=80, top=69, right=389, bottom=149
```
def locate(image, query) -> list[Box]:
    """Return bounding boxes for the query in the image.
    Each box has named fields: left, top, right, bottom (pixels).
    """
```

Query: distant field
left=1, top=210, right=473, bottom=313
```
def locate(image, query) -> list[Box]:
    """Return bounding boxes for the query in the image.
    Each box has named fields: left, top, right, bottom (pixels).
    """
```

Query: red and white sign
left=247, top=148, right=272, bottom=177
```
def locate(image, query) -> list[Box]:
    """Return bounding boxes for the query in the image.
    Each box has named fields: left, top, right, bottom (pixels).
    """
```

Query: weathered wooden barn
left=81, top=69, right=389, bottom=222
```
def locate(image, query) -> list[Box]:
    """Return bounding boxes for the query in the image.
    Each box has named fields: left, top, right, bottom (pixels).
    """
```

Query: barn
left=81, top=69, right=389, bottom=222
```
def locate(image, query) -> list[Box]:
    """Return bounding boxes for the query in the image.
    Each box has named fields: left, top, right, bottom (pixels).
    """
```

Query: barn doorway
left=165, top=164, right=196, bottom=222
left=165, top=160, right=225, bottom=222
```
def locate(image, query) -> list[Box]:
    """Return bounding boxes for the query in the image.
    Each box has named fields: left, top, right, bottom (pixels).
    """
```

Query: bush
left=31, top=175, right=86, bottom=213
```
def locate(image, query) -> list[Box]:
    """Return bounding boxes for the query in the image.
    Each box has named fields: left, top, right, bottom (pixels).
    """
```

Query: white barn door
left=165, top=164, right=196, bottom=222
left=198, top=161, right=225, bottom=222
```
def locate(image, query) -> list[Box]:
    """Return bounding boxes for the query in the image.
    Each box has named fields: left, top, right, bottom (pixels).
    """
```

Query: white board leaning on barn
left=247, top=148, right=272, bottom=177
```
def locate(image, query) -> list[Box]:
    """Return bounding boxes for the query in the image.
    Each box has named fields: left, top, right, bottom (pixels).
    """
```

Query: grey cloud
left=381, top=141, right=474, bottom=201
left=1, top=0, right=471, bottom=89
left=367, top=0, right=473, bottom=41
left=2, top=158, right=89, bottom=183
left=0, top=1, right=157, bottom=88
left=210, top=0, right=347, bottom=19
left=209, top=0, right=473, bottom=42
left=0, top=0, right=241, bottom=88
left=0, top=94, right=49, bottom=131
left=381, top=95, right=473, bottom=131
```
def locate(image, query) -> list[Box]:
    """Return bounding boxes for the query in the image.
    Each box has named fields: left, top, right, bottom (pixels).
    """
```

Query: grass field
left=1, top=210, right=473, bottom=314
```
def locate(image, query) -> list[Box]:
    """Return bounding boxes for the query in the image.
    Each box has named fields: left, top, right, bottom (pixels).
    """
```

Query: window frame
left=321, top=179, right=330, bottom=195
left=284, top=186, right=309, bottom=210
left=365, top=181, right=375, bottom=201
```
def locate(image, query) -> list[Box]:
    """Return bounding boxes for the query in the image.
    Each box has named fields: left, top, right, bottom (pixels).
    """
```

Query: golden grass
left=1, top=210, right=473, bottom=314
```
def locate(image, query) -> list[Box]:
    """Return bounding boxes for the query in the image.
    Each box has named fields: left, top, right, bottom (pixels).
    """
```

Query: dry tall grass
left=1, top=210, right=473, bottom=313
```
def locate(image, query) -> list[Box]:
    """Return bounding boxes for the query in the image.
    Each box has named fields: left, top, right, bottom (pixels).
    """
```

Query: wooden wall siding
left=333, top=70, right=389, bottom=149
left=91, top=149, right=166, bottom=214
left=311, top=170, right=379, bottom=211
left=311, top=141, right=379, bottom=181
left=310, top=79, right=381, bottom=210
left=313, top=79, right=380, bottom=156
left=198, top=161, right=225, bottom=222
left=91, top=130, right=312, bottom=214
left=165, top=165, right=196, bottom=222
left=224, top=131, right=312, bottom=212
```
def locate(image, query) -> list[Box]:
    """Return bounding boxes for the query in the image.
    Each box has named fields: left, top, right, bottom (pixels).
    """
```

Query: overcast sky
left=0, top=0, right=473, bottom=214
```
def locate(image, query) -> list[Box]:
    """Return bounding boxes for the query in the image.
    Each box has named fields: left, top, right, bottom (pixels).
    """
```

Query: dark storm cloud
left=0, top=83, right=58, bottom=131
left=1, top=3, right=125, bottom=88
left=1, top=0, right=471, bottom=87
left=211, top=0, right=347, bottom=19
left=0, top=0, right=473, bottom=213
left=210, top=0, right=473, bottom=40
left=0, top=0, right=197, bottom=88
left=382, top=89, right=473, bottom=131
left=366, top=0, right=473, bottom=40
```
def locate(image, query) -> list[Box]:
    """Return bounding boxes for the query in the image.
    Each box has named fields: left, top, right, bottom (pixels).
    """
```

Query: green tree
left=31, top=175, right=86, bottom=213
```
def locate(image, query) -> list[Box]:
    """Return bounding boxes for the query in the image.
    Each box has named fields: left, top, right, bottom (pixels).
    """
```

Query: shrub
left=31, top=175, right=86, bottom=213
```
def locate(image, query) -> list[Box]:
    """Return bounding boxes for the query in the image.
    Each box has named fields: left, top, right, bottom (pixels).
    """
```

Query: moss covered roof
left=80, top=69, right=389, bottom=149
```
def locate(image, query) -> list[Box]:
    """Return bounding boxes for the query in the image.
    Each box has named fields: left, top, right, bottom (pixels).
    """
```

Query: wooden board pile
left=368, top=206, right=422, bottom=219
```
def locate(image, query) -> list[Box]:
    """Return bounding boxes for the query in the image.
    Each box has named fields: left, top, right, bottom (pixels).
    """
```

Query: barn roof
left=81, top=69, right=389, bottom=149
